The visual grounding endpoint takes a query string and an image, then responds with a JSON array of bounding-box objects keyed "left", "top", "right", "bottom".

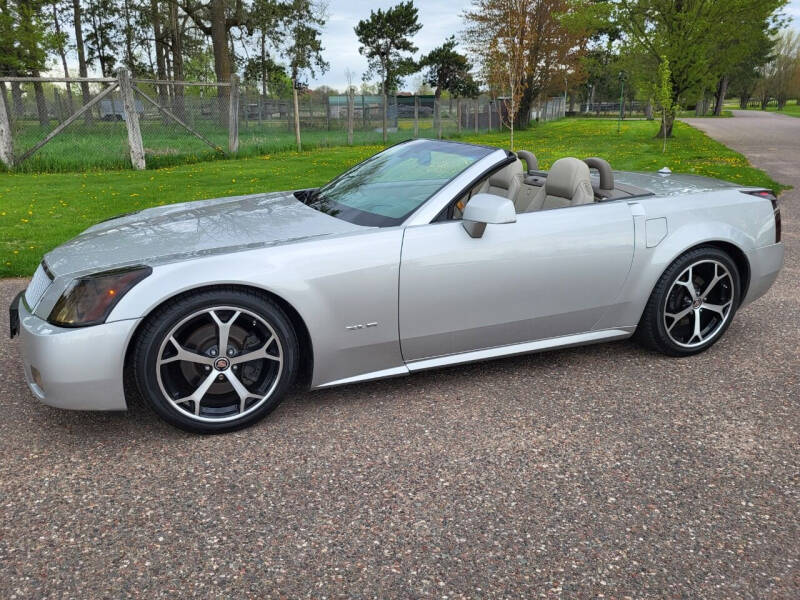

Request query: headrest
[
  {"left": 545, "top": 157, "right": 592, "bottom": 199},
  {"left": 488, "top": 159, "right": 524, "bottom": 189}
]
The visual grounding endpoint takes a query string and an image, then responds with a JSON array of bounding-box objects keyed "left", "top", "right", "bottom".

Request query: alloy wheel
[
  {"left": 155, "top": 306, "right": 284, "bottom": 423},
  {"left": 663, "top": 259, "right": 734, "bottom": 349}
]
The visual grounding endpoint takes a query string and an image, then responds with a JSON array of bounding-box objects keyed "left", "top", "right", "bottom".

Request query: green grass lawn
[
  {"left": 741, "top": 102, "right": 800, "bottom": 118},
  {"left": 0, "top": 118, "right": 782, "bottom": 278}
]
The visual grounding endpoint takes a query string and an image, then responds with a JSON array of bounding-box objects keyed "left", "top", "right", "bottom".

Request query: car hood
[
  {"left": 44, "top": 191, "right": 365, "bottom": 277},
  {"left": 613, "top": 171, "right": 740, "bottom": 196}
]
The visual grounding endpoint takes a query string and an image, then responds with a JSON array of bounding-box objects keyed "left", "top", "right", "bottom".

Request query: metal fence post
[
  {"left": 347, "top": 88, "right": 354, "bottom": 145},
  {"left": 118, "top": 69, "right": 146, "bottom": 170},
  {"left": 228, "top": 75, "right": 239, "bottom": 153},
  {"left": 437, "top": 98, "right": 443, "bottom": 139},
  {"left": 474, "top": 100, "right": 478, "bottom": 133},
  {"left": 413, "top": 95, "right": 419, "bottom": 138}
]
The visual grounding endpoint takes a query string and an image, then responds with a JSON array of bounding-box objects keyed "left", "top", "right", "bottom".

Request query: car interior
[{"left": 446, "top": 151, "right": 653, "bottom": 221}]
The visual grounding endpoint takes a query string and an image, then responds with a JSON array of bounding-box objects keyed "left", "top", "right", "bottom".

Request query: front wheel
[
  {"left": 635, "top": 247, "right": 741, "bottom": 356},
  {"left": 133, "top": 288, "right": 299, "bottom": 433}
]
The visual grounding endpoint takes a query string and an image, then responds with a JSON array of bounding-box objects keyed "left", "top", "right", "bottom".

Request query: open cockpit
[{"left": 448, "top": 150, "right": 654, "bottom": 220}]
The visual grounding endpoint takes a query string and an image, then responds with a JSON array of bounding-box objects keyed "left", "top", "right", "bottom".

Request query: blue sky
[{"left": 310, "top": 0, "right": 800, "bottom": 91}]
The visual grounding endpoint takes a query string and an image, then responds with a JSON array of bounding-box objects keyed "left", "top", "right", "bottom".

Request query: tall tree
[
  {"left": 465, "top": 0, "right": 530, "bottom": 149},
  {"left": 464, "top": 0, "right": 591, "bottom": 129},
  {"left": 50, "top": 0, "right": 74, "bottom": 113},
  {"left": 419, "top": 35, "right": 474, "bottom": 132},
  {"left": 759, "top": 29, "right": 800, "bottom": 109},
  {"left": 15, "top": 0, "right": 53, "bottom": 125},
  {"left": 355, "top": 1, "right": 421, "bottom": 143},
  {"left": 71, "top": 0, "right": 92, "bottom": 122},
  {"left": 85, "top": 0, "right": 120, "bottom": 77},
  {"left": 166, "top": 0, "right": 188, "bottom": 115},
  {"left": 180, "top": 0, "right": 248, "bottom": 122},
  {"left": 280, "top": 0, "right": 328, "bottom": 151},
  {"left": 613, "top": 0, "right": 787, "bottom": 137},
  {"left": 249, "top": 0, "right": 287, "bottom": 97}
]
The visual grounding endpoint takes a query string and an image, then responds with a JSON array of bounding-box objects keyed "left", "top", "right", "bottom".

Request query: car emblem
[{"left": 213, "top": 357, "right": 230, "bottom": 371}]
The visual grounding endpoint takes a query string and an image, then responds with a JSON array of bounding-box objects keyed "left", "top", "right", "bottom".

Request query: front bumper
[{"left": 14, "top": 298, "right": 139, "bottom": 411}]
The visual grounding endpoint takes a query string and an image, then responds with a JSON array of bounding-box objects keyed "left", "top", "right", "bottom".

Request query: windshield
[{"left": 303, "top": 141, "right": 494, "bottom": 226}]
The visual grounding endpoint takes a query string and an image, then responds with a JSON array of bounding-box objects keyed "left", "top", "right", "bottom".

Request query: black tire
[
  {"left": 635, "top": 246, "right": 741, "bottom": 357},
  {"left": 133, "top": 287, "right": 298, "bottom": 433}
]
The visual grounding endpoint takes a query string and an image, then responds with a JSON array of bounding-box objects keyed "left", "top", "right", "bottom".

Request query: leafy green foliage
[
  {"left": 419, "top": 36, "right": 477, "bottom": 99},
  {"left": 612, "top": 0, "right": 787, "bottom": 135},
  {"left": 354, "top": 1, "right": 422, "bottom": 94}
]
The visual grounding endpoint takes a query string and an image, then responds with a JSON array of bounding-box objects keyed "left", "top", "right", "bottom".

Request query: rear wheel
[
  {"left": 133, "top": 288, "right": 298, "bottom": 433},
  {"left": 635, "top": 247, "right": 740, "bottom": 356}
]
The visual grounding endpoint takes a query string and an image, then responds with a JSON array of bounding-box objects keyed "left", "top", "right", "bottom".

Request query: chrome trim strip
[
  {"left": 315, "top": 329, "right": 634, "bottom": 389},
  {"left": 406, "top": 329, "right": 634, "bottom": 372},
  {"left": 315, "top": 366, "right": 410, "bottom": 389}
]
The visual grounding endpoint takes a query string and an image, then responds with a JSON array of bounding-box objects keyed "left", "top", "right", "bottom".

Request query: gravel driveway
[{"left": 1, "top": 111, "right": 798, "bottom": 598}]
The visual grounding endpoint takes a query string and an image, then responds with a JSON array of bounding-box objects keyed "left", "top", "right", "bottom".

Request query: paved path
[{"left": 1, "top": 112, "right": 798, "bottom": 597}]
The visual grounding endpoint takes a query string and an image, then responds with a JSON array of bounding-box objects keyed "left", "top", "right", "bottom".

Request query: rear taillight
[{"left": 743, "top": 190, "right": 781, "bottom": 243}]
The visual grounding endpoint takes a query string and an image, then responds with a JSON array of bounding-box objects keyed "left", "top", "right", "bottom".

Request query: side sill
[
  {"left": 314, "top": 328, "right": 634, "bottom": 389},
  {"left": 406, "top": 328, "right": 634, "bottom": 372},
  {"left": 315, "top": 366, "right": 410, "bottom": 389}
]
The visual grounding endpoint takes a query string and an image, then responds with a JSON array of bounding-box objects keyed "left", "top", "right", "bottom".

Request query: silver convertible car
[{"left": 10, "top": 139, "right": 784, "bottom": 433}]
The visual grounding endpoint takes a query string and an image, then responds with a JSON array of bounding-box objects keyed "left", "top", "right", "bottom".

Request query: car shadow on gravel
[{"left": 15, "top": 337, "right": 643, "bottom": 438}]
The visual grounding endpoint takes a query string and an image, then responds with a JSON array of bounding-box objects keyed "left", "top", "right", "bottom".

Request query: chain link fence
[
  {"left": 0, "top": 74, "right": 567, "bottom": 173},
  {"left": 0, "top": 77, "right": 132, "bottom": 171}
]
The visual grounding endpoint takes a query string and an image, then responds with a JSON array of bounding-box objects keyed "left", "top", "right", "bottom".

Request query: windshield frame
[{"left": 300, "top": 139, "right": 499, "bottom": 227}]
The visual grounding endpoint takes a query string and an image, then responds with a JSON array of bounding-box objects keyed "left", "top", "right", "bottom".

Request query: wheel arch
[
  {"left": 123, "top": 283, "right": 315, "bottom": 394},
  {"left": 698, "top": 240, "right": 751, "bottom": 302}
]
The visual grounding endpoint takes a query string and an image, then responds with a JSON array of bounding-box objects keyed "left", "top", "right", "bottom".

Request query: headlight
[{"left": 48, "top": 266, "right": 152, "bottom": 327}]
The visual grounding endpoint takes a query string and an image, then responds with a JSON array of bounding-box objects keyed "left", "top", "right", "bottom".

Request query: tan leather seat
[
  {"left": 519, "top": 157, "right": 595, "bottom": 212},
  {"left": 479, "top": 159, "right": 524, "bottom": 201}
]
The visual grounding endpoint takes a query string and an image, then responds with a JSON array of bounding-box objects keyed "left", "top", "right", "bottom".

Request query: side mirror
[{"left": 461, "top": 193, "right": 516, "bottom": 238}]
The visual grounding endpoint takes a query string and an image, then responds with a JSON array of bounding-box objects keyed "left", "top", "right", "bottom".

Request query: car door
[{"left": 398, "top": 201, "right": 635, "bottom": 361}]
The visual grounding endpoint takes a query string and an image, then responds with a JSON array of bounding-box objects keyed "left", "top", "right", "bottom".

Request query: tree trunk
[
  {"left": 88, "top": 9, "right": 108, "bottom": 77},
  {"left": 31, "top": 74, "right": 49, "bottom": 126},
  {"left": 644, "top": 100, "right": 653, "bottom": 120},
  {"left": 739, "top": 95, "right": 749, "bottom": 109},
  {"left": 122, "top": 0, "right": 136, "bottom": 73},
  {"left": 51, "top": 1, "right": 74, "bottom": 115},
  {"left": 713, "top": 76, "right": 729, "bottom": 116},
  {"left": 292, "top": 85, "right": 301, "bottom": 151},
  {"left": 72, "top": 0, "right": 92, "bottom": 124},
  {"left": 10, "top": 82, "right": 24, "bottom": 119},
  {"left": 210, "top": 0, "right": 232, "bottom": 127},
  {"left": 656, "top": 110, "right": 676, "bottom": 138},
  {"left": 260, "top": 34, "right": 268, "bottom": 98},
  {"left": 151, "top": 0, "right": 169, "bottom": 112},
  {"left": 516, "top": 76, "right": 536, "bottom": 129},
  {"left": 169, "top": 0, "right": 185, "bottom": 119}
]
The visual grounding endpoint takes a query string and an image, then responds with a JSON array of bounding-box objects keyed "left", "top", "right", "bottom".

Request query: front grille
[{"left": 25, "top": 262, "right": 54, "bottom": 309}]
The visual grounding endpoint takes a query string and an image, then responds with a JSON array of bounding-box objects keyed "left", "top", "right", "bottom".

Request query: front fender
[{"left": 109, "top": 228, "right": 405, "bottom": 388}]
